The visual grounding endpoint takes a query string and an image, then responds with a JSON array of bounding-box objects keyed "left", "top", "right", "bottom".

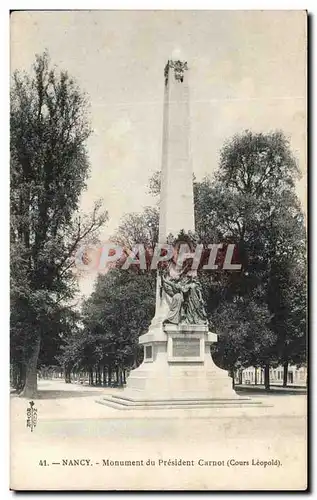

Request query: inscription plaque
[{"left": 172, "top": 338, "right": 200, "bottom": 358}]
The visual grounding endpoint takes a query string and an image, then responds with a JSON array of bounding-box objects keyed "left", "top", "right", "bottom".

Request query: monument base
[
  {"left": 97, "top": 395, "right": 261, "bottom": 410},
  {"left": 98, "top": 323, "right": 261, "bottom": 410}
]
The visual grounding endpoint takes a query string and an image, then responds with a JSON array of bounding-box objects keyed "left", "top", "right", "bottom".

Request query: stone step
[
  {"left": 97, "top": 395, "right": 264, "bottom": 410},
  {"left": 111, "top": 394, "right": 252, "bottom": 404}
]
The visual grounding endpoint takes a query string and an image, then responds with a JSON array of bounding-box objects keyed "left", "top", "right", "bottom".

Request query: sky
[{"left": 10, "top": 10, "right": 307, "bottom": 296}]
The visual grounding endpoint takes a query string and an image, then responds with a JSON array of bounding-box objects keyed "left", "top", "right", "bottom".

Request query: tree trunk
[
  {"left": 103, "top": 365, "right": 107, "bottom": 386},
  {"left": 65, "top": 368, "right": 72, "bottom": 384},
  {"left": 283, "top": 361, "right": 288, "bottom": 387},
  {"left": 11, "top": 363, "right": 19, "bottom": 389},
  {"left": 123, "top": 370, "right": 126, "bottom": 385},
  {"left": 119, "top": 367, "right": 123, "bottom": 386},
  {"left": 17, "top": 361, "right": 26, "bottom": 392},
  {"left": 116, "top": 367, "right": 120, "bottom": 386},
  {"left": 230, "top": 367, "right": 235, "bottom": 388},
  {"left": 108, "top": 366, "right": 112, "bottom": 386},
  {"left": 20, "top": 336, "right": 41, "bottom": 398},
  {"left": 64, "top": 364, "right": 71, "bottom": 383},
  {"left": 97, "top": 365, "right": 102, "bottom": 386},
  {"left": 238, "top": 369, "right": 243, "bottom": 385},
  {"left": 264, "top": 364, "right": 270, "bottom": 391},
  {"left": 89, "top": 367, "right": 93, "bottom": 386},
  {"left": 254, "top": 367, "right": 258, "bottom": 386}
]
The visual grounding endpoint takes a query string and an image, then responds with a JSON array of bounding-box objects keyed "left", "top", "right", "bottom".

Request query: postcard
[{"left": 10, "top": 10, "right": 307, "bottom": 491}]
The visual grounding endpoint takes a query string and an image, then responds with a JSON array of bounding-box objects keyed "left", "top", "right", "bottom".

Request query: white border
[
  {"left": 2, "top": 2, "right": 314, "bottom": 499},
  {"left": 3, "top": 1, "right": 316, "bottom": 10}
]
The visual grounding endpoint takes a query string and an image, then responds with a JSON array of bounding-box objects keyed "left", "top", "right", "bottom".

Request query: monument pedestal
[
  {"left": 99, "top": 322, "right": 260, "bottom": 409},
  {"left": 122, "top": 324, "right": 237, "bottom": 401}
]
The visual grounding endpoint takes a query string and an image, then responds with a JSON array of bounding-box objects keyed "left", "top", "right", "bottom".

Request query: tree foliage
[
  {"left": 10, "top": 51, "right": 107, "bottom": 396},
  {"left": 76, "top": 130, "right": 306, "bottom": 390},
  {"left": 11, "top": 54, "right": 306, "bottom": 395},
  {"left": 195, "top": 131, "right": 306, "bottom": 386},
  {"left": 59, "top": 269, "right": 155, "bottom": 385},
  {"left": 58, "top": 205, "right": 158, "bottom": 385}
]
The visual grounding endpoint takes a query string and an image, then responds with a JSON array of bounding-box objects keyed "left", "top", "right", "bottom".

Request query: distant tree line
[{"left": 57, "top": 130, "right": 306, "bottom": 390}]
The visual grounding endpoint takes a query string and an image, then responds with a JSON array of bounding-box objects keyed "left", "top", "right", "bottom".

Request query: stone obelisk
[
  {"left": 100, "top": 56, "right": 253, "bottom": 408},
  {"left": 159, "top": 57, "right": 194, "bottom": 239},
  {"left": 153, "top": 55, "right": 194, "bottom": 327}
]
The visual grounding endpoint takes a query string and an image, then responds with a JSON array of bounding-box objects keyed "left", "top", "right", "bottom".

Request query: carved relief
[
  {"left": 160, "top": 271, "right": 208, "bottom": 326},
  {"left": 164, "top": 60, "right": 188, "bottom": 85}
]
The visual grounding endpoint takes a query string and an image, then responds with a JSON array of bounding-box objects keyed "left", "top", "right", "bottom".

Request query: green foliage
[
  {"left": 59, "top": 269, "right": 156, "bottom": 375},
  {"left": 11, "top": 53, "right": 306, "bottom": 393},
  {"left": 216, "top": 130, "right": 300, "bottom": 195},
  {"left": 59, "top": 205, "right": 159, "bottom": 377},
  {"left": 195, "top": 130, "right": 306, "bottom": 371},
  {"left": 113, "top": 207, "right": 159, "bottom": 250},
  {"left": 10, "top": 51, "right": 107, "bottom": 395},
  {"left": 212, "top": 293, "right": 275, "bottom": 370},
  {"left": 104, "top": 131, "right": 306, "bottom": 378},
  {"left": 147, "top": 130, "right": 306, "bottom": 374}
]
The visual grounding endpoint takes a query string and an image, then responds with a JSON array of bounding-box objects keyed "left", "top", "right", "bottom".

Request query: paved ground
[{"left": 10, "top": 379, "right": 307, "bottom": 491}]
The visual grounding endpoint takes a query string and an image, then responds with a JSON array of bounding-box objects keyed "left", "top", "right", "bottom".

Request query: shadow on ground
[
  {"left": 10, "top": 388, "right": 111, "bottom": 399},
  {"left": 235, "top": 385, "right": 307, "bottom": 396},
  {"left": 10, "top": 382, "right": 306, "bottom": 399},
  {"left": 37, "top": 389, "right": 110, "bottom": 399}
]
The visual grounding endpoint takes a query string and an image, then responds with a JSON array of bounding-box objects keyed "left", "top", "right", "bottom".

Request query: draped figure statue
[
  {"left": 161, "top": 272, "right": 208, "bottom": 326},
  {"left": 181, "top": 276, "right": 208, "bottom": 325},
  {"left": 161, "top": 274, "right": 184, "bottom": 325}
]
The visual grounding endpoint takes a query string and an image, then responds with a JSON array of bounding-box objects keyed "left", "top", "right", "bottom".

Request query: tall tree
[
  {"left": 143, "top": 133, "right": 306, "bottom": 387},
  {"left": 58, "top": 206, "right": 159, "bottom": 385},
  {"left": 113, "top": 206, "right": 159, "bottom": 251},
  {"left": 10, "top": 51, "right": 107, "bottom": 397},
  {"left": 195, "top": 130, "right": 306, "bottom": 386},
  {"left": 79, "top": 269, "right": 155, "bottom": 384}
]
